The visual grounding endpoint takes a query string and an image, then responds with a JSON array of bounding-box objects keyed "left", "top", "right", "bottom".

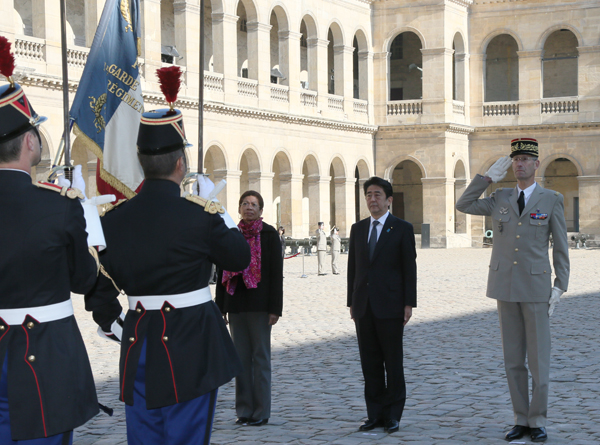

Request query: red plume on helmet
[
  {"left": 156, "top": 66, "right": 182, "bottom": 112},
  {"left": 0, "top": 36, "right": 16, "bottom": 87}
]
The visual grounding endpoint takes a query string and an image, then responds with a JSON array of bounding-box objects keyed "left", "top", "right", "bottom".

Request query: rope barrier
[{"left": 284, "top": 252, "right": 301, "bottom": 260}]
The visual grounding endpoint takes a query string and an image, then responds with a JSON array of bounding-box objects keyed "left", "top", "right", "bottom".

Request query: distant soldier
[
  {"left": 331, "top": 227, "right": 341, "bottom": 275},
  {"left": 0, "top": 39, "right": 100, "bottom": 444},
  {"left": 316, "top": 222, "right": 327, "bottom": 275},
  {"left": 85, "top": 68, "right": 251, "bottom": 445}
]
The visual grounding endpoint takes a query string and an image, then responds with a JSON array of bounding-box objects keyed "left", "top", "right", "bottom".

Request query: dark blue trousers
[
  {"left": 125, "top": 339, "right": 218, "bottom": 445},
  {"left": 0, "top": 354, "right": 72, "bottom": 445}
]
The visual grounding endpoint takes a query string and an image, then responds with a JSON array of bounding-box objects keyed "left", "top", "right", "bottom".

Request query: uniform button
[
  {"left": 162, "top": 336, "right": 169, "bottom": 342},
  {"left": 538, "top": 222, "right": 541, "bottom": 225},
  {"left": 518, "top": 222, "right": 522, "bottom": 226},
  {"left": 164, "top": 307, "right": 171, "bottom": 312},
  {"left": 544, "top": 270, "right": 547, "bottom": 273},
  {"left": 136, "top": 308, "right": 142, "bottom": 313},
  {"left": 27, "top": 322, "right": 34, "bottom": 329},
  {"left": 516, "top": 235, "right": 520, "bottom": 239},
  {"left": 28, "top": 355, "right": 35, "bottom": 362},
  {"left": 514, "top": 261, "right": 518, "bottom": 265},
  {"left": 129, "top": 337, "right": 135, "bottom": 343},
  {"left": 515, "top": 248, "right": 519, "bottom": 252},
  {"left": 0, "top": 326, "right": 4, "bottom": 331}
]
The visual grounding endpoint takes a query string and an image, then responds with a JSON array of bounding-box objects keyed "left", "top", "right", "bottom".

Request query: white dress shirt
[{"left": 367, "top": 211, "right": 390, "bottom": 243}]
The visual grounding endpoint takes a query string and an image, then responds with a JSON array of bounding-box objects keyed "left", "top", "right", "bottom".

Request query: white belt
[
  {"left": 127, "top": 287, "right": 212, "bottom": 311},
  {"left": 0, "top": 300, "right": 74, "bottom": 326}
]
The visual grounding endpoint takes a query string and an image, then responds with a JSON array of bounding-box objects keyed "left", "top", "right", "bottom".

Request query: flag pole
[
  {"left": 197, "top": 0, "right": 205, "bottom": 173},
  {"left": 59, "top": 0, "right": 73, "bottom": 179}
]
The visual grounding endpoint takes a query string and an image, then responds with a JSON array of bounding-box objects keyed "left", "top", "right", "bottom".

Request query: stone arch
[
  {"left": 480, "top": 29, "right": 524, "bottom": 54},
  {"left": 66, "top": 0, "right": 85, "bottom": 46},
  {"left": 384, "top": 154, "right": 427, "bottom": 181},
  {"left": 14, "top": 0, "right": 33, "bottom": 36},
  {"left": 453, "top": 31, "right": 466, "bottom": 102},
  {"left": 300, "top": 13, "right": 318, "bottom": 91},
  {"left": 203, "top": 144, "right": 228, "bottom": 201},
  {"left": 239, "top": 146, "right": 261, "bottom": 194},
  {"left": 353, "top": 28, "right": 369, "bottom": 100},
  {"left": 542, "top": 157, "right": 580, "bottom": 231},
  {"left": 327, "top": 21, "right": 345, "bottom": 96},
  {"left": 329, "top": 156, "right": 347, "bottom": 232},
  {"left": 272, "top": 150, "right": 293, "bottom": 234},
  {"left": 269, "top": 4, "right": 290, "bottom": 86},
  {"left": 542, "top": 29, "right": 579, "bottom": 98},
  {"left": 388, "top": 30, "right": 423, "bottom": 101},
  {"left": 485, "top": 33, "right": 520, "bottom": 102},
  {"left": 383, "top": 27, "right": 426, "bottom": 54},
  {"left": 538, "top": 153, "right": 583, "bottom": 177},
  {"left": 390, "top": 159, "right": 424, "bottom": 233},
  {"left": 234, "top": 0, "right": 258, "bottom": 22},
  {"left": 536, "top": 24, "right": 583, "bottom": 49},
  {"left": 302, "top": 153, "right": 321, "bottom": 236},
  {"left": 208, "top": 0, "right": 223, "bottom": 14}
]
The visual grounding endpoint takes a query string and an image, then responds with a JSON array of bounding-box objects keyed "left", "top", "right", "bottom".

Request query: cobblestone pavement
[{"left": 71, "top": 247, "right": 600, "bottom": 444}]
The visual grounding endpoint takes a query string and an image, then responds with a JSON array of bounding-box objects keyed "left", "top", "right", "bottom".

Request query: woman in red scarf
[{"left": 215, "top": 191, "right": 283, "bottom": 426}]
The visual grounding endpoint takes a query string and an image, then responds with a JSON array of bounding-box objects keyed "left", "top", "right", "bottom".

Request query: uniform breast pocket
[
  {"left": 529, "top": 217, "right": 549, "bottom": 240},
  {"left": 492, "top": 214, "right": 510, "bottom": 236}
]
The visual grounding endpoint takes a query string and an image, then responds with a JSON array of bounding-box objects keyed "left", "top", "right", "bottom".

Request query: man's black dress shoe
[
  {"left": 384, "top": 419, "right": 399, "bottom": 433},
  {"left": 530, "top": 427, "right": 548, "bottom": 442},
  {"left": 235, "top": 417, "right": 249, "bottom": 425},
  {"left": 505, "top": 425, "right": 530, "bottom": 441},
  {"left": 358, "top": 419, "right": 382, "bottom": 431},
  {"left": 247, "top": 418, "right": 268, "bottom": 426}
]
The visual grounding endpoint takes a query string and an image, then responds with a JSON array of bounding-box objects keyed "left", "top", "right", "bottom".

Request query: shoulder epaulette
[
  {"left": 185, "top": 195, "right": 225, "bottom": 215},
  {"left": 100, "top": 199, "right": 127, "bottom": 217},
  {"left": 35, "top": 181, "right": 85, "bottom": 200}
]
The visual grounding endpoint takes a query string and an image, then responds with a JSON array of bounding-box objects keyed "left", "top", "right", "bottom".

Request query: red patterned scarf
[{"left": 222, "top": 218, "right": 263, "bottom": 295}]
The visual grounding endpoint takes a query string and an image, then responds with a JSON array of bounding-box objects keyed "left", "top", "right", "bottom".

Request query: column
[
  {"left": 212, "top": 13, "right": 238, "bottom": 99},
  {"left": 283, "top": 30, "right": 302, "bottom": 111},
  {"left": 576, "top": 46, "right": 600, "bottom": 121},
  {"left": 308, "top": 38, "right": 329, "bottom": 110},
  {"left": 318, "top": 176, "right": 331, "bottom": 236},
  {"left": 85, "top": 0, "right": 106, "bottom": 47},
  {"left": 421, "top": 47, "right": 453, "bottom": 123},
  {"left": 342, "top": 178, "right": 356, "bottom": 237},
  {"left": 373, "top": 51, "right": 389, "bottom": 122},
  {"left": 516, "top": 50, "right": 543, "bottom": 124},
  {"left": 577, "top": 176, "right": 600, "bottom": 235},
  {"left": 257, "top": 172, "right": 274, "bottom": 227},
  {"left": 358, "top": 178, "right": 369, "bottom": 220},
  {"left": 174, "top": 0, "right": 200, "bottom": 96},
  {"left": 212, "top": 169, "right": 241, "bottom": 212},
  {"left": 454, "top": 178, "right": 468, "bottom": 234},
  {"left": 421, "top": 177, "right": 455, "bottom": 248},
  {"left": 338, "top": 45, "right": 354, "bottom": 115},
  {"left": 0, "top": 0, "right": 14, "bottom": 35},
  {"left": 469, "top": 53, "right": 485, "bottom": 126},
  {"left": 290, "top": 174, "right": 304, "bottom": 238},
  {"left": 247, "top": 21, "right": 271, "bottom": 104},
  {"left": 32, "top": 0, "right": 60, "bottom": 75},
  {"left": 140, "top": 0, "right": 162, "bottom": 90}
]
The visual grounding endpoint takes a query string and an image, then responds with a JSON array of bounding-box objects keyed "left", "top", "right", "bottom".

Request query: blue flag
[{"left": 70, "top": 0, "right": 144, "bottom": 199}]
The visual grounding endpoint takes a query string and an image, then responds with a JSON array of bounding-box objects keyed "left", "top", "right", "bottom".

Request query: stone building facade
[{"left": 3, "top": 0, "right": 599, "bottom": 246}]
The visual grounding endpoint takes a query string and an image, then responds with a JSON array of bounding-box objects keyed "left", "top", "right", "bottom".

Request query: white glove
[
  {"left": 548, "top": 287, "right": 564, "bottom": 317},
  {"left": 194, "top": 174, "right": 215, "bottom": 199},
  {"left": 57, "top": 165, "right": 87, "bottom": 199},
  {"left": 97, "top": 312, "right": 125, "bottom": 343},
  {"left": 485, "top": 156, "right": 512, "bottom": 183},
  {"left": 81, "top": 194, "right": 116, "bottom": 251}
]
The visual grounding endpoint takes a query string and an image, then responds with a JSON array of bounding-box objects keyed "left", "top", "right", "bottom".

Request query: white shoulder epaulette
[
  {"left": 100, "top": 199, "right": 127, "bottom": 217},
  {"left": 35, "top": 181, "right": 85, "bottom": 200},
  {"left": 185, "top": 195, "right": 225, "bottom": 214}
]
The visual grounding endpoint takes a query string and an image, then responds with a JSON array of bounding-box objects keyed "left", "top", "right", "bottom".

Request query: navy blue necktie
[
  {"left": 369, "top": 221, "right": 379, "bottom": 260},
  {"left": 518, "top": 191, "right": 525, "bottom": 215}
]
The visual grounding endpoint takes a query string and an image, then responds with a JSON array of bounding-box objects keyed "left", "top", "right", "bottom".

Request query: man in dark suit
[
  {"left": 0, "top": 66, "right": 100, "bottom": 442},
  {"left": 347, "top": 176, "right": 417, "bottom": 434}
]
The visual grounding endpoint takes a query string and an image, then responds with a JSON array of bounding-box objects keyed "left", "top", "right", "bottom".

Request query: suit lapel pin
[{"left": 387, "top": 227, "right": 393, "bottom": 232}]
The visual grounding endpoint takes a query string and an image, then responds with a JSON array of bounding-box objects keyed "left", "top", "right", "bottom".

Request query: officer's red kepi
[
  {"left": 137, "top": 66, "right": 193, "bottom": 156},
  {"left": 0, "top": 36, "right": 47, "bottom": 144}
]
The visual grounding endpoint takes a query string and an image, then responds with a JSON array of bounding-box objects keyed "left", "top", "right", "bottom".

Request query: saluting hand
[{"left": 485, "top": 156, "right": 512, "bottom": 183}]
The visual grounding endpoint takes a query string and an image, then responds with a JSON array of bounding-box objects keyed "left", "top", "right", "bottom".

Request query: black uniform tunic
[
  {"left": 0, "top": 170, "right": 99, "bottom": 441},
  {"left": 85, "top": 179, "right": 250, "bottom": 409}
]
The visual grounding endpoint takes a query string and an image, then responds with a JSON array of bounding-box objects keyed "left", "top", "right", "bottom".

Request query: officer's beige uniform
[
  {"left": 456, "top": 175, "right": 569, "bottom": 428},
  {"left": 331, "top": 233, "right": 341, "bottom": 274},
  {"left": 316, "top": 228, "right": 327, "bottom": 275}
]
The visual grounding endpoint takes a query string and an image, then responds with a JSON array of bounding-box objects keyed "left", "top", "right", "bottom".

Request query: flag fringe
[{"left": 73, "top": 123, "right": 138, "bottom": 199}]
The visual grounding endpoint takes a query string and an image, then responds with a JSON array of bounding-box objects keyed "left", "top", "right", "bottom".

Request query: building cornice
[
  {"left": 378, "top": 123, "right": 475, "bottom": 135},
  {"left": 473, "top": 122, "right": 600, "bottom": 133}
]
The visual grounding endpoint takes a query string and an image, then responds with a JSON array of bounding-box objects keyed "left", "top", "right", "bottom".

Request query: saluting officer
[
  {"left": 85, "top": 75, "right": 251, "bottom": 445},
  {"left": 0, "top": 40, "right": 100, "bottom": 444},
  {"left": 316, "top": 222, "right": 327, "bottom": 275},
  {"left": 456, "top": 138, "right": 569, "bottom": 443}
]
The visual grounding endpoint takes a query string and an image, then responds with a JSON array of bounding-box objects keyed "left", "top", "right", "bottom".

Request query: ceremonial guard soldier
[
  {"left": 85, "top": 67, "right": 251, "bottom": 444},
  {"left": 0, "top": 38, "right": 100, "bottom": 444},
  {"left": 316, "top": 222, "right": 327, "bottom": 275}
]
